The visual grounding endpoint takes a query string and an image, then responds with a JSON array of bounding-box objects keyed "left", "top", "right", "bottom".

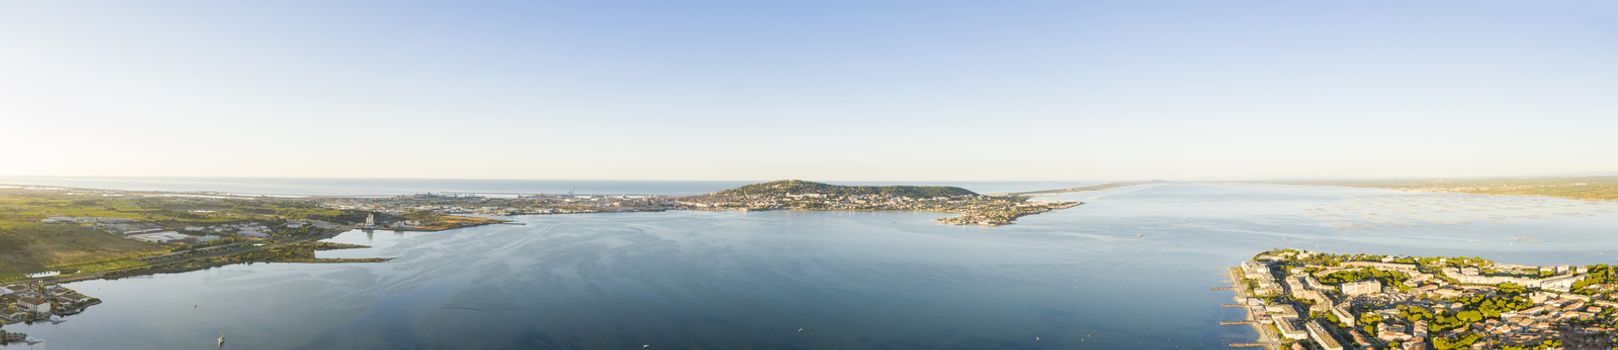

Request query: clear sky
[{"left": 3, "top": 1, "right": 1615, "bottom": 181}]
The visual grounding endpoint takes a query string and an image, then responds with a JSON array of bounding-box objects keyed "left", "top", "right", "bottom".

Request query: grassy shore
[
  {"left": 0, "top": 186, "right": 519, "bottom": 283},
  {"left": 0, "top": 188, "right": 363, "bottom": 280},
  {"left": 0, "top": 188, "right": 170, "bottom": 278}
]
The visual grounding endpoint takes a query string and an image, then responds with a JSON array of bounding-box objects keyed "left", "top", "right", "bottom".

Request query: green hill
[{"left": 715, "top": 180, "right": 979, "bottom": 198}]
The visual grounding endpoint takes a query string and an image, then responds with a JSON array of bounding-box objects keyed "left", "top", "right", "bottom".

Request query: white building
[
  {"left": 1241, "top": 260, "right": 1271, "bottom": 279},
  {"left": 1441, "top": 267, "right": 1582, "bottom": 292},
  {"left": 1276, "top": 319, "right": 1308, "bottom": 340},
  {"left": 18, "top": 296, "right": 51, "bottom": 314},
  {"left": 1267, "top": 304, "right": 1300, "bottom": 319},
  {"left": 1308, "top": 321, "right": 1345, "bottom": 350},
  {"left": 1332, "top": 305, "right": 1356, "bottom": 327},
  {"left": 128, "top": 231, "right": 190, "bottom": 243},
  {"left": 1541, "top": 275, "right": 1582, "bottom": 292},
  {"left": 1341, "top": 280, "right": 1382, "bottom": 296}
]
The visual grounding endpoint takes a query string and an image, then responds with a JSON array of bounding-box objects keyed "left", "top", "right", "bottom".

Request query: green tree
[
  {"left": 1457, "top": 310, "right": 1483, "bottom": 323},
  {"left": 1497, "top": 282, "right": 1526, "bottom": 295},
  {"left": 1432, "top": 333, "right": 1481, "bottom": 350}
]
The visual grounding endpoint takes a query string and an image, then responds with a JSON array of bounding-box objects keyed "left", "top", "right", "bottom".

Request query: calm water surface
[{"left": 6, "top": 184, "right": 1618, "bottom": 349}]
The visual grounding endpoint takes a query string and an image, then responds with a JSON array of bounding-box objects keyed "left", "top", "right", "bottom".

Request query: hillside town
[
  {"left": 678, "top": 188, "right": 1079, "bottom": 226},
  {"left": 323, "top": 180, "right": 1085, "bottom": 227},
  {"left": 662, "top": 180, "right": 1080, "bottom": 226},
  {"left": 1230, "top": 249, "right": 1618, "bottom": 350}
]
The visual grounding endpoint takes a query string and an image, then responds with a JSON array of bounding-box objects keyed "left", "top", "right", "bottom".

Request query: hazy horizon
[
  {"left": 5, "top": 172, "right": 1618, "bottom": 185},
  {"left": 5, "top": 1, "right": 1616, "bottom": 181}
]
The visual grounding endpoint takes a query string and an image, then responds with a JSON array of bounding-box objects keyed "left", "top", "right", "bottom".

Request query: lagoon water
[{"left": 7, "top": 183, "right": 1618, "bottom": 349}]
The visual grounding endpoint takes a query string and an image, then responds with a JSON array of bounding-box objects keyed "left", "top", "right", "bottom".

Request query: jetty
[{"left": 1218, "top": 267, "right": 1279, "bottom": 350}]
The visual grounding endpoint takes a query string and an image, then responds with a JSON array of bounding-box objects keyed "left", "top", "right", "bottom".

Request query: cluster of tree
[
  {"left": 1359, "top": 313, "right": 1385, "bottom": 334},
  {"left": 1279, "top": 252, "right": 1344, "bottom": 267},
  {"left": 1496, "top": 282, "right": 1528, "bottom": 295},
  {"left": 1573, "top": 264, "right": 1616, "bottom": 295},
  {"left": 1318, "top": 267, "right": 1409, "bottom": 287},
  {"left": 1500, "top": 339, "right": 1561, "bottom": 350},
  {"left": 1422, "top": 293, "right": 1531, "bottom": 332},
  {"left": 1430, "top": 309, "right": 1484, "bottom": 332},
  {"left": 1312, "top": 310, "right": 1340, "bottom": 324},
  {"left": 1399, "top": 305, "right": 1434, "bottom": 322},
  {"left": 1462, "top": 293, "right": 1533, "bottom": 319},
  {"left": 1417, "top": 256, "right": 1494, "bottom": 269},
  {"left": 1340, "top": 253, "right": 1418, "bottom": 265},
  {"left": 1431, "top": 333, "right": 1481, "bottom": 350}
]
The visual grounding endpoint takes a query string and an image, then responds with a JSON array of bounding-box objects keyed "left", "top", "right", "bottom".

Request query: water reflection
[{"left": 6, "top": 184, "right": 1618, "bottom": 349}]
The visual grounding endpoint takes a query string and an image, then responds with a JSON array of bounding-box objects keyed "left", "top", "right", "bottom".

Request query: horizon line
[{"left": 4, "top": 173, "right": 1617, "bottom": 184}]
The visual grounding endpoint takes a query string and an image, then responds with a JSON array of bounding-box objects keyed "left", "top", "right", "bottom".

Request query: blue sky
[{"left": 2, "top": 0, "right": 1615, "bottom": 181}]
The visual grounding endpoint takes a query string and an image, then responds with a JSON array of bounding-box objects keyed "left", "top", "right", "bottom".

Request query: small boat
[{"left": 218, "top": 334, "right": 225, "bottom": 348}]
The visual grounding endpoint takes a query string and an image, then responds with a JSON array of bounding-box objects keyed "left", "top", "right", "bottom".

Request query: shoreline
[
  {"left": 0, "top": 230, "right": 417, "bottom": 344},
  {"left": 1226, "top": 267, "right": 1281, "bottom": 350}
]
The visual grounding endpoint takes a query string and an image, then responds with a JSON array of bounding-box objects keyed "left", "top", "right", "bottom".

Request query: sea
[{"left": 4, "top": 179, "right": 1618, "bottom": 349}]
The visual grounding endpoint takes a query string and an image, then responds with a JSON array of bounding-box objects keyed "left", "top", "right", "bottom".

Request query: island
[
  {"left": 677, "top": 180, "right": 1082, "bottom": 226},
  {"left": 1227, "top": 249, "right": 1618, "bottom": 350},
  {"left": 323, "top": 180, "right": 1085, "bottom": 227}
]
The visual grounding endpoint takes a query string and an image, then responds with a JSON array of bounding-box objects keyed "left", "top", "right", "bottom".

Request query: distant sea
[{"left": 0, "top": 176, "right": 1097, "bottom": 196}]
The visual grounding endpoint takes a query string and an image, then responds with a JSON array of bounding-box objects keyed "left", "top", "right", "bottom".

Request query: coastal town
[
  {"left": 0, "top": 283, "right": 98, "bottom": 345},
  {"left": 675, "top": 180, "right": 1081, "bottom": 226},
  {"left": 1229, "top": 249, "right": 1617, "bottom": 350},
  {"left": 323, "top": 180, "right": 1083, "bottom": 227}
]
